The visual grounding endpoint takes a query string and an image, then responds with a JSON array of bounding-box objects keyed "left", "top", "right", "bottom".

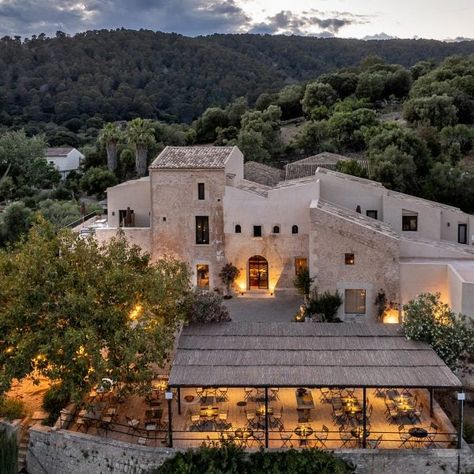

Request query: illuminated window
[
  {"left": 345, "top": 253, "right": 355, "bottom": 265},
  {"left": 195, "top": 216, "right": 209, "bottom": 244},
  {"left": 295, "top": 258, "right": 308, "bottom": 275},
  {"left": 344, "top": 289, "right": 366, "bottom": 314},
  {"left": 196, "top": 264, "right": 209, "bottom": 289}
]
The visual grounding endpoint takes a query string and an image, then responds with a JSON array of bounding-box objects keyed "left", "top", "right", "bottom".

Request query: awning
[{"left": 169, "top": 322, "right": 461, "bottom": 389}]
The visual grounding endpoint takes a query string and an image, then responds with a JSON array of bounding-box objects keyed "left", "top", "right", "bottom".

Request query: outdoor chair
[
  {"left": 375, "top": 388, "right": 386, "bottom": 398},
  {"left": 402, "top": 388, "right": 413, "bottom": 398},
  {"left": 279, "top": 426, "right": 293, "bottom": 448},
  {"left": 367, "top": 434, "right": 383, "bottom": 449},
  {"left": 314, "top": 424, "right": 329, "bottom": 448},
  {"left": 319, "top": 387, "right": 331, "bottom": 403},
  {"left": 332, "top": 407, "right": 347, "bottom": 427},
  {"left": 190, "top": 413, "right": 202, "bottom": 431},
  {"left": 339, "top": 430, "right": 355, "bottom": 448},
  {"left": 426, "top": 422, "right": 438, "bottom": 448},
  {"left": 271, "top": 406, "right": 283, "bottom": 428},
  {"left": 270, "top": 388, "right": 280, "bottom": 401},
  {"left": 410, "top": 403, "right": 423, "bottom": 424},
  {"left": 244, "top": 387, "right": 254, "bottom": 401},
  {"left": 252, "top": 431, "right": 264, "bottom": 447},
  {"left": 218, "top": 387, "right": 229, "bottom": 401},
  {"left": 398, "top": 424, "right": 411, "bottom": 448}
]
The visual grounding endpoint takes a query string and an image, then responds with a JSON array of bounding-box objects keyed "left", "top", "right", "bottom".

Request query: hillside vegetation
[
  {"left": 0, "top": 29, "right": 473, "bottom": 134},
  {"left": 0, "top": 32, "right": 473, "bottom": 245}
]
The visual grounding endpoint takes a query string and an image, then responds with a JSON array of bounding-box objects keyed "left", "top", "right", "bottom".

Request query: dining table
[
  {"left": 256, "top": 405, "right": 273, "bottom": 417},
  {"left": 294, "top": 425, "right": 314, "bottom": 446},
  {"left": 200, "top": 406, "right": 219, "bottom": 419},
  {"left": 394, "top": 395, "right": 415, "bottom": 415},
  {"left": 342, "top": 397, "right": 362, "bottom": 415},
  {"left": 235, "top": 428, "right": 253, "bottom": 447}
]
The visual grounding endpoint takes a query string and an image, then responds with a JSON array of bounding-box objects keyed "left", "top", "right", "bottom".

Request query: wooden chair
[
  {"left": 279, "top": 426, "right": 293, "bottom": 448},
  {"left": 398, "top": 425, "right": 411, "bottom": 448},
  {"left": 319, "top": 387, "right": 331, "bottom": 403},
  {"left": 218, "top": 387, "right": 229, "bottom": 401},
  {"left": 410, "top": 403, "right": 423, "bottom": 424},
  {"left": 244, "top": 387, "right": 254, "bottom": 401},
  {"left": 270, "top": 388, "right": 280, "bottom": 401},
  {"left": 367, "top": 434, "right": 383, "bottom": 449},
  {"left": 315, "top": 424, "right": 329, "bottom": 448},
  {"left": 339, "top": 429, "right": 355, "bottom": 448},
  {"left": 426, "top": 422, "right": 438, "bottom": 448},
  {"left": 272, "top": 406, "right": 283, "bottom": 428}
]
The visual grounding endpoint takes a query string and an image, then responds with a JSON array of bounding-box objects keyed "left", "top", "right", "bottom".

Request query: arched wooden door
[{"left": 248, "top": 255, "right": 268, "bottom": 289}]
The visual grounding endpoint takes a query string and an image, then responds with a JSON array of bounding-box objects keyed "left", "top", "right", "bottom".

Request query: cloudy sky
[{"left": 0, "top": 0, "right": 472, "bottom": 40}]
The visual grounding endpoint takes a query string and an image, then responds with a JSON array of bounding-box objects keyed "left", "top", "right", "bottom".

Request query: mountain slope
[{"left": 0, "top": 29, "right": 472, "bottom": 125}]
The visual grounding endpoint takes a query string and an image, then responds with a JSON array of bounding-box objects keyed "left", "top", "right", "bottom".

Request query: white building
[
  {"left": 95, "top": 146, "right": 474, "bottom": 321},
  {"left": 45, "top": 147, "right": 84, "bottom": 179}
]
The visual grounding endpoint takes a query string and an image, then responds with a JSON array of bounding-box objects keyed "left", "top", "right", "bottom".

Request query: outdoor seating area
[
  {"left": 64, "top": 322, "right": 463, "bottom": 452},
  {"left": 169, "top": 386, "right": 455, "bottom": 449},
  {"left": 67, "top": 376, "right": 170, "bottom": 447}
]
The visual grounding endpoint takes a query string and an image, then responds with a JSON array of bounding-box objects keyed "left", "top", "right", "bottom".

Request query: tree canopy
[{"left": 0, "top": 219, "right": 191, "bottom": 399}]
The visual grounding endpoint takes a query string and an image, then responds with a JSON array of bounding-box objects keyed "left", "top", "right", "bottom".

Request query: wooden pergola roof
[{"left": 169, "top": 322, "right": 461, "bottom": 389}]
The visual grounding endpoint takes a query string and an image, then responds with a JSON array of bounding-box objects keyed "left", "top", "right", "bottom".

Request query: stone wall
[
  {"left": 310, "top": 205, "right": 400, "bottom": 321},
  {"left": 94, "top": 228, "right": 151, "bottom": 255},
  {"left": 27, "top": 425, "right": 176, "bottom": 474},
  {"left": 26, "top": 426, "right": 473, "bottom": 474}
]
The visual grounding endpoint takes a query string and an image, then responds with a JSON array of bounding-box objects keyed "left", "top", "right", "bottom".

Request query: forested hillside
[
  {"left": 0, "top": 30, "right": 473, "bottom": 246},
  {"left": 0, "top": 29, "right": 473, "bottom": 133}
]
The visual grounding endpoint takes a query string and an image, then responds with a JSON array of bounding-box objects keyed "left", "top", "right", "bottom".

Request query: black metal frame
[{"left": 167, "top": 384, "right": 463, "bottom": 450}]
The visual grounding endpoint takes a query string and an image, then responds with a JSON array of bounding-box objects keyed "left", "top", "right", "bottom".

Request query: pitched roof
[
  {"left": 244, "top": 161, "right": 284, "bottom": 187},
  {"left": 150, "top": 146, "right": 235, "bottom": 170},
  {"left": 45, "top": 147, "right": 75, "bottom": 157},
  {"left": 169, "top": 322, "right": 461, "bottom": 388}
]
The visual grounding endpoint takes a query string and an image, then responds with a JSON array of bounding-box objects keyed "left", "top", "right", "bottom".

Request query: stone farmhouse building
[{"left": 95, "top": 146, "right": 474, "bottom": 321}]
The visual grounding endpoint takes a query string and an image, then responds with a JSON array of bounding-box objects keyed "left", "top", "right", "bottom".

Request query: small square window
[
  {"left": 253, "top": 225, "right": 262, "bottom": 237},
  {"left": 345, "top": 253, "right": 355, "bottom": 265},
  {"left": 402, "top": 215, "right": 418, "bottom": 231},
  {"left": 366, "top": 210, "right": 378, "bottom": 220}
]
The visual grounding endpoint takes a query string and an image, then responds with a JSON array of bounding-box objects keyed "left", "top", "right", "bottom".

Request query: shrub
[
  {"left": 219, "top": 263, "right": 240, "bottom": 298},
  {"left": 403, "top": 293, "right": 474, "bottom": 369},
  {"left": 153, "top": 446, "right": 355, "bottom": 473},
  {"left": 463, "top": 421, "right": 474, "bottom": 444},
  {"left": 308, "top": 289, "right": 343, "bottom": 322},
  {"left": 42, "top": 384, "right": 71, "bottom": 426},
  {"left": 293, "top": 268, "right": 313, "bottom": 297},
  {"left": 0, "top": 428, "right": 17, "bottom": 474},
  {"left": 186, "top": 289, "right": 231, "bottom": 324},
  {"left": 0, "top": 397, "right": 25, "bottom": 421}
]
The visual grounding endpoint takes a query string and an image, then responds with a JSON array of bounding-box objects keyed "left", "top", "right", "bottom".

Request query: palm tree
[
  {"left": 126, "top": 119, "right": 156, "bottom": 177},
  {"left": 99, "top": 122, "right": 121, "bottom": 172}
]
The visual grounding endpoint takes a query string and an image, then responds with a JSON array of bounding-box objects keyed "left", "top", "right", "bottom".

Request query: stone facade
[
  {"left": 310, "top": 203, "right": 400, "bottom": 321},
  {"left": 99, "top": 146, "right": 474, "bottom": 320},
  {"left": 150, "top": 168, "right": 226, "bottom": 290}
]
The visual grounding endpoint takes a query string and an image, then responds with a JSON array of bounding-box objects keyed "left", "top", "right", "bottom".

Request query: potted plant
[{"left": 219, "top": 263, "right": 240, "bottom": 299}]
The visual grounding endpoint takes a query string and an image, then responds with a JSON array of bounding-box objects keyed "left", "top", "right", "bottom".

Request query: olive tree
[{"left": 0, "top": 219, "right": 191, "bottom": 399}]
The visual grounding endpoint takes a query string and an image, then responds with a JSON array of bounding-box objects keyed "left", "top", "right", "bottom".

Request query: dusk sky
[{"left": 0, "top": 0, "right": 472, "bottom": 40}]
